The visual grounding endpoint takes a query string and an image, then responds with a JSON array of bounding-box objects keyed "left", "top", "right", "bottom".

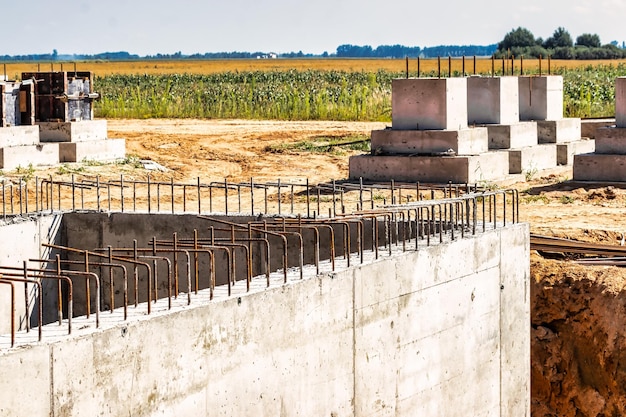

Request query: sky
[{"left": 4, "top": 0, "right": 626, "bottom": 56}]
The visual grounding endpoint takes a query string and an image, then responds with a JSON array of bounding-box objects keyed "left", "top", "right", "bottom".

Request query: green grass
[
  {"left": 265, "top": 135, "right": 370, "bottom": 154},
  {"left": 93, "top": 64, "right": 626, "bottom": 121}
]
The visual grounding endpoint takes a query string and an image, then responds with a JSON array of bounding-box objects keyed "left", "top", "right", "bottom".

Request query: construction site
[{"left": 1, "top": 70, "right": 626, "bottom": 416}]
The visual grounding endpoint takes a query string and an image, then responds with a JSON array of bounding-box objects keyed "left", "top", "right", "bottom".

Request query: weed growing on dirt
[
  {"left": 14, "top": 164, "right": 35, "bottom": 181},
  {"left": 265, "top": 135, "right": 370, "bottom": 154}
]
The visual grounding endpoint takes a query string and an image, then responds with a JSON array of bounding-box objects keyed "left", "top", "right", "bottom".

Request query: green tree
[
  {"left": 498, "top": 27, "right": 538, "bottom": 50},
  {"left": 543, "top": 27, "right": 573, "bottom": 48},
  {"left": 576, "top": 33, "right": 601, "bottom": 48}
]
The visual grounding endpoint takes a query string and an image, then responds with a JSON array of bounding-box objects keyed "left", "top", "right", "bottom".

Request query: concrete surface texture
[
  {"left": 616, "top": 77, "right": 626, "bottom": 128},
  {"left": 349, "top": 151, "right": 510, "bottom": 183},
  {"left": 508, "top": 144, "right": 557, "bottom": 174},
  {"left": 370, "top": 127, "right": 488, "bottom": 156},
  {"left": 537, "top": 119, "right": 582, "bottom": 143},
  {"left": 573, "top": 153, "right": 626, "bottom": 181},
  {"left": 38, "top": 120, "right": 108, "bottom": 142},
  {"left": 0, "top": 126, "right": 40, "bottom": 147},
  {"left": 392, "top": 78, "right": 468, "bottom": 130},
  {"left": 486, "top": 122, "right": 538, "bottom": 149},
  {"left": 557, "top": 139, "right": 595, "bottom": 165},
  {"left": 0, "top": 212, "right": 530, "bottom": 417},
  {"left": 60, "top": 138, "right": 126, "bottom": 162},
  {"left": 0, "top": 143, "right": 60, "bottom": 170},
  {"left": 467, "top": 76, "right": 519, "bottom": 125},
  {"left": 518, "top": 76, "right": 563, "bottom": 121}
]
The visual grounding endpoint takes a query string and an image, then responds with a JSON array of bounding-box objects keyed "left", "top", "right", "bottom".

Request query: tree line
[{"left": 495, "top": 27, "right": 625, "bottom": 59}]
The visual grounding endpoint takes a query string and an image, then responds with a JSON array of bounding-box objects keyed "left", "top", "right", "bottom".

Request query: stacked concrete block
[
  {"left": 518, "top": 75, "right": 591, "bottom": 165},
  {"left": 0, "top": 71, "right": 125, "bottom": 169},
  {"left": 350, "top": 77, "right": 509, "bottom": 184},
  {"left": 38, "top": 120, "right": 125, "bottom": 163},
  {"left": 0, "top": 125, "right": 59, "bottom": 170},
  {"left": 466, "top": 76, "right": 551, "bottom": 174},
  {"left": 574, "top": 77, "right": 626, "bottom": 181}
]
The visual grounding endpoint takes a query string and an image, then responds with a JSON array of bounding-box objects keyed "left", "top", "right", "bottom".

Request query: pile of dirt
[{"left": 531, "top": 253, "right": 626, "bottom": 416}]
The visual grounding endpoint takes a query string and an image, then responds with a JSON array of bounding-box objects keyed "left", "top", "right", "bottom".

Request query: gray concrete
[
  {"left": 467, "top": 76, "right": 519, "bottom": 125},
  {"left": 0, "top": 143, "right": 59, "bottom": 170},
  {"left": 0, "top": 215, "right": 63, "bottom": 333},
  {"left": 508, "top": 144, "right": 557, "bottom": 174},
  {"left": 518, "top": 76, "right": 563, "bottom": 121},
  {"left": 0, "top": 126, "right": 40, "bottom": 147},
  {"left": 349, "top": 152, "right": 510, "bottom": 184},
  {"left": 392, "top": 78, "right": 467, "bottom": 130},
  {"left": 557, "top": 139, "right": 596, "bottom": 165},
  {"left": 370, "top": 127, "right": 488, "bottom": 156},
  {"left": 486, "top": 122, "right": 538, "bottom": 149},
  {"left": 592, "top": 126, "right": 626, "bottom": 154},
  {"left": 581, "top": 118, "right": 614, "bottom": 139},
  {"left": 0, "top": 216, "right": 530, "bottom": 417},
  {"left": 616, "top": 77, "right": 626, "bottom": 128},
  {"left": 537, "top": 118, "right": 581, "bottom": 143},
  {"left": 38, "top": 120, "right": 108, "bottom": 142},
  {"left": 59, "top": 138, "right": 126, "bottom": 162},
  {"left": 573, "top": 153, "right": 626, "bottom": 181}
]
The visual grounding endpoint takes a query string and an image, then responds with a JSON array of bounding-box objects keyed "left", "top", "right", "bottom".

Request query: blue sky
[{"left": 4, "top": 0, "right": 625, "bottom": 55}]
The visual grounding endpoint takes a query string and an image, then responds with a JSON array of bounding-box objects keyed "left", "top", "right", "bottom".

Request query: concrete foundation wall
[
  {"left": 0, "top": 219, "right": 530, "bottom": 417},
  {"left": 0, "top": 215, "right": 63, "bottom": 332}
]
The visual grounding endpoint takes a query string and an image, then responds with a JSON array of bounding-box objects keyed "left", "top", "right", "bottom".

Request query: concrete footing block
[
  {"left": 537, "top": 118, "right": 581, "bottom": 143},
  {"left": 59, "top": 138, "right": 126, "bottom": 163},
  {"left": 573, "top": 153, "right": 626, "bottom": 181},
  {"left": 557, "top": 139, "right": 596, "bottom": 165},
  {"left": 581, "top": 118, "right": 614, "bottom": 139},
  {"left": 508, "top": 144, "right": 557, "bottom": 174},
  {"left": 38, "top": 120, "right": 108, "bottom": 142},
  {"left": 370, "top": 127, "right": 488, "bottom": 156},
  {"left": 486, "top": 122, "right": 537, "bottom": 149},
  {"left": 0, "top": 126, "right": 41, "bottom": 147},
  {"left": 0, "top": 143, "right": 59, "bottom": 170},
  {"left": 593, "top": 126, "right": 626, "bottom": 154},
  {"left": 348, "top": 152, "right": 509, "bottom": 184},
  {"left": 391, "top": 78, "right": 468, "bottom": 130}
]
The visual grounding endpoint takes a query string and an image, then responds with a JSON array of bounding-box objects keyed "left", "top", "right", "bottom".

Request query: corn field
[{"left": 93, "top": 63, "right": 626, "bottom": 121}]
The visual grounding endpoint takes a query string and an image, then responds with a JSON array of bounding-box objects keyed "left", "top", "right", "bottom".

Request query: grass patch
[
  {"left": 265, "top": 135, "right": 370, "bottom": 154},
  {"left": 522, "top": 195, "right": 550, "bottom": 204}
]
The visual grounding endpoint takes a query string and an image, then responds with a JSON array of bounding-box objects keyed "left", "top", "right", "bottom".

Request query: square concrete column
[
  {"left": 518, "top": 76, "right": 563, "bottom": 121},
  {"left": 467, "top": 76, "right": 519, "bottom": 125},
  {"left": 615, "top": 77, "right": 626, "bottom": 127},
  {"left": 392, "top": 78, "right": 467, "bottom": 130}
]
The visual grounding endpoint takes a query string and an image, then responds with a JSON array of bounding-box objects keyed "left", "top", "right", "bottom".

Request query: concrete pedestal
[
  {"left": 467, "top": 76, "right": 519, "bottom": 125},
  {"left": 557, "top": 139, "right": 596, "bottom": 165},
  {"left": 537, "top": 118, "right": 581, "bottom": 143},
  {"left": 0, "top": 126, "right": 40, "bottom": 147},
  {"left": 348, "top": 152, "right": 509, "bottom": 184},
  {"left": 38, "top": 120, "right": 108, "bottom": 142},
  {"left": 581, "top": 119, "right": 614, "bottom": 139},
  {"left": 60, "top": 138, "right": 126, "bottom": 163},
  {"left": 518, "top": 76, "right": 563, "bottom": 121},
  {"left": 573, "top": 153, "right": 626, "bottom": 181},
  {"left": 0, "top": 143, "right": 59, "bottom": 170},
  {"left": 486, "top": 122, "right": 537, "bottom": 149},
  {"left": 392, "top": 78, "right": 467, "bottom": 130},
  {"left": 370, "top": 127, "right": 488, "bottom": 156},
  {"left": 592, "top": 126, "right": 626, "bottom": 154},
  {"left": 508, "top": 144, "right": 557, "bottom": 174}
]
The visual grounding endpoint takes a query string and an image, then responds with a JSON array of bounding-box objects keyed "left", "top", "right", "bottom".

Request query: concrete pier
[
  {"left": 573, "top": 77, "right": 626, "bottom": 180},
  {"left": 370, "top": 127, "right": 488, "bottom": 156},
  {"left": 467, "top": 76, "right": 519, "bottom": 125},
  {"left": 392, "top": 78, "right": 467, "bottom": 130}
]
